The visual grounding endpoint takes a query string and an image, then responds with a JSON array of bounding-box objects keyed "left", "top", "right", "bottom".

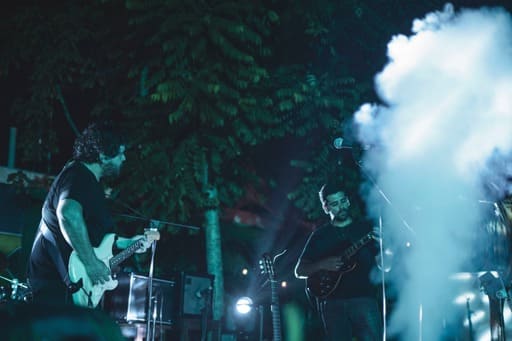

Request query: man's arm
[
  {"left": 295, "top": 256, "right": 344, "bottom": 279},
  {"left": 56, "top": 198, "right": 111, "bottom": 285}
]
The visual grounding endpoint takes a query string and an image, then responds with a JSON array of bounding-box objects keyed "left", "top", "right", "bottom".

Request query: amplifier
[
  {"left": 174, "top": 272, "right": 214, "bottom": 318},
  {"left": 104, "top": 272, "right": 176, "bottom": 325}
]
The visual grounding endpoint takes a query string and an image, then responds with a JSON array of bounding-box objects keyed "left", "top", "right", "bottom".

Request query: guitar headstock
[{"left": 259, "top": 253, "right": 275, "bottom": 281}]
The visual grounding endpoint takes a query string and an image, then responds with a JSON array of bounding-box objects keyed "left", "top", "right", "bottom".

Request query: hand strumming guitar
[{"left": 83, "top": 255, "right": 111, "bottom": 285}]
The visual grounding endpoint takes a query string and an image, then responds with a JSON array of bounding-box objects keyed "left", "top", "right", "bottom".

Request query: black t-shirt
[
  {"left": 40, "top": 161, "right": 114, "bottom": 263},
  {"left": 300, "top": 220, "right": 378, "bottom": 299}
]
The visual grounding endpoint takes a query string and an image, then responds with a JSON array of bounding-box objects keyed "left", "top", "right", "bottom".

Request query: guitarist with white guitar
[
  {"left": 28, "top": 122, "right": 154, "bottom": 307},
  {"left": 295, "top": 180, "right": 383, "bottom": 341}
]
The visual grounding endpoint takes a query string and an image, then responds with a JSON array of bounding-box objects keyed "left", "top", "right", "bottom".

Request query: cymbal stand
[
  {"left": 0, "top": 274, "right": 28, "bottom": 289},
  {"left": 0, "top": 274, "right": 29, "bottom": 301}
]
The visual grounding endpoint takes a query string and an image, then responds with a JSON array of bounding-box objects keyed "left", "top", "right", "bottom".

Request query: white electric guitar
[{"left": 68, "top": 230, "right": 160, "bottom": 307}]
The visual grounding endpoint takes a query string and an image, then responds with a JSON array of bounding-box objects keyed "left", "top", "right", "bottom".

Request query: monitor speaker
[{"left": 177, "top": 272, "right": 214, "bottom": 318}]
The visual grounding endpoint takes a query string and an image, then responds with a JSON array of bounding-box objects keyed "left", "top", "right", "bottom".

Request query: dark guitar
[
  {"left": 260, "top": 253, "right": 282, "bottom": 341},
  {"left": 306, "top": 232, "right": 374, "bottom": 299},
  {"left": 479, "top": 272, "right": 508, "bottom": 341}
]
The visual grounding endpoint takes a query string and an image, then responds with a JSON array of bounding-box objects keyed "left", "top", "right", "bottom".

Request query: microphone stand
[
  {"left": 466, "top": 298, "right": 474, "bottom": 341},
  {"left": 145, "top": 227, "right": 158, "bottom": 341},
  {"left": 353, "top": 155, "right": 416, "bottom": 341},
  {"left": 112, "top": 198, "right": 201, "bottom": 232},
  {"left": 355, "top": 159, "right": 416, "bottom": 235},
  {"left": 116, "top": 214, "right": 201, "bottom": 231}
]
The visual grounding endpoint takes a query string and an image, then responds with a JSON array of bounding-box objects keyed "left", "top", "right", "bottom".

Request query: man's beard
[{"left": 334, "top": 209, "right": 349, "bottom": 221}]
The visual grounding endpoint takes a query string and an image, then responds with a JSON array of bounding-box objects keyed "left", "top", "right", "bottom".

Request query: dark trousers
[
  {"left": 319, "top": 297, "right": 382, "bottom": 341},
  {"left": 28, "top": 233, "right": 71, "bottom": 306}
]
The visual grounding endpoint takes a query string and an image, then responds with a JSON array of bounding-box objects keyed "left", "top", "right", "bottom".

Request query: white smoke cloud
[{"left": 354, "top": 3, "right": 512, "bottom": 340}]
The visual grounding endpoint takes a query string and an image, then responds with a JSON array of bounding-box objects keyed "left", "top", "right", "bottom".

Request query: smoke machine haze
[{"left": 353, "top": 3, "right": 512, "bottom": 340}]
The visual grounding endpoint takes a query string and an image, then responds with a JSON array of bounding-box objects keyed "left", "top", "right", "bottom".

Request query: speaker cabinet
[
  {"left": 104, "top": 272, "right": 176, "bottom": 326},
  {"left": 174, "top": 272, "right": 214, "bottom": 318}
]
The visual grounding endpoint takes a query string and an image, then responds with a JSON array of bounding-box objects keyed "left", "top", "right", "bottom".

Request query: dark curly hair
[
  {"left": 72, "top": 122, "right": 124, "bottom": 163},
  {"left": 318, "top": 179, "right": 352, "bottom": 205}
]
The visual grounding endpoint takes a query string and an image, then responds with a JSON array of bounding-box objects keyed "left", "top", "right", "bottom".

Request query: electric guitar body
[
  {"left": 68, "top": 230, "right": 159, "bottom": 308},
  {"left": 306, "top": 232, "right": 374, "bottom": 299}
]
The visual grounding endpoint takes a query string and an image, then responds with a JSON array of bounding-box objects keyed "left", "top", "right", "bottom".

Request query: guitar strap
[
  {"left": 305, "top": 285, "right": 319, "bottom": 310},
  {"left": 38, "top": 221, "right": 81, "bottom": 294}
]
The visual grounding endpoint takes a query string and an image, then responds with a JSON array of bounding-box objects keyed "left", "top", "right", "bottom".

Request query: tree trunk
[{"left": 203, "top": 187, "right": 225, "bottom": 321}]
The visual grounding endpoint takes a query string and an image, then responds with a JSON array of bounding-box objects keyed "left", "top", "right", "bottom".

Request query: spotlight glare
[
  {"left": 453, "top": 292, "right": 475, "bottom": 304},
  {"left": 235, "top": 296, "right": 253, "bottom": 314},
  {"left": 281, "top": 281, "right": 287, "bottom": 288},
  {"left": 463, "top": 309, "right": 485, "bottom": 327},
  {"left": 242, "top": 268, "right": 248, "bottom": 276}
]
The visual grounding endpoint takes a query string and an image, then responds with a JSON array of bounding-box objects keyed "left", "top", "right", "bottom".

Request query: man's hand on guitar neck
[
  {"left": 132, "top": 235, "right": 153, "bottom": 254},
  {"left": 115, "top": 235, "right": 150, "bottom": 253},
  {"left": 115, "top": 230, "right": 160, "bottom": 254}
]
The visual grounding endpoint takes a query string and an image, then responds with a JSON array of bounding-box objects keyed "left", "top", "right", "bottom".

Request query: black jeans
[
  {"left": 320, "top": 296, "right": 382, "bottom": 341},
  {"left": 28, "top": 233, "right": 71, "bottom": 306}
]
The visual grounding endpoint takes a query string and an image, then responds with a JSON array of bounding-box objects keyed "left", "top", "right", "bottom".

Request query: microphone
[
  {"left": 333, "top": 137, "right": 372, "bottom": 150},
  {"left": 195, "top": 286, "right": 212, "bottom": 299},
  {"left": 333, "top": 137, "right": 350, "bottom": 149}
]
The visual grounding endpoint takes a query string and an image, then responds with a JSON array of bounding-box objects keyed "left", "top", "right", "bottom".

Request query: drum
[
  {"left": 0, "top": 275, "right": 31, "bottom": 303},
  {"left": 103, "top": 272, "right": 176, "bottom": 326}
]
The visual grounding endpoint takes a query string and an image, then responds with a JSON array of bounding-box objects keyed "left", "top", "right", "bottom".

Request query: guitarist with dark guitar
[
  {"left": 28, "top": 122, "right": 153, "bottom": 307},
  {"left": 295, "top": 180, "right": 383, "bottom": 341}
]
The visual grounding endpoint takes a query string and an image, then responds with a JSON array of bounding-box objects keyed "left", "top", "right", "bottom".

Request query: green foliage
[
  {"left": 115, "top": 0, "right": 281, "bottom": 223},
  {"left": 0, "top": 1, "right": 128, "bottom": 169},
  {"left": 265, "top": 63, "right": 372, "bottom": 219}
]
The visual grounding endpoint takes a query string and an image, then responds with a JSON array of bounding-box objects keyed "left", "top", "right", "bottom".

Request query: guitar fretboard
[
  {"left": 109, "top": 239, "right": 145, "bottom": 269},
  {"left": 341, "top": 233, "right": 373, "bottom": 261},
  {"left": 270, "top": 279, "right": 282, "bottom": 341}
]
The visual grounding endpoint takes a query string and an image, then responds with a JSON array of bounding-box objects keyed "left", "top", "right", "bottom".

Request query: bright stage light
[
  {"left": 453, "top": 292, "right": 475, "bottom": 304},
  {"left": 235, "top": 296, "right": 253, "bottom": 314}
]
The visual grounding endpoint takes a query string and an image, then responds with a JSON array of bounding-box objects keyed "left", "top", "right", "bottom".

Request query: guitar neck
[
  {"left": 342, "top": 233, "right": 372, "bottom": 260},
  {"left": 270, "top": 279, "right": 282, "bottom": 341},
  {"left": 109, "top": 239, "right": 146, "bottom": 269}
]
